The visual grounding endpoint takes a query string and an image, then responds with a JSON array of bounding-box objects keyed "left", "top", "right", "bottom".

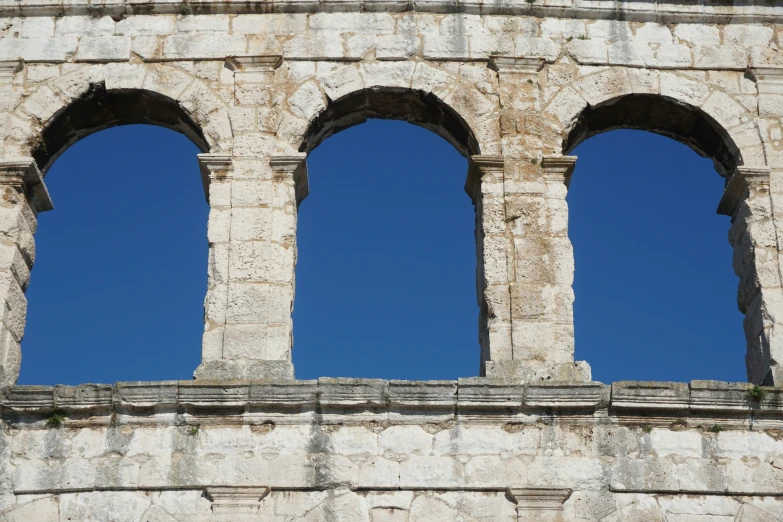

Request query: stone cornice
[
  {"left": 0, "top": 158, "right": 53, "bottom": 213},
  {"left": 716, "top": 166, "right": 770, "bottom": 218},
  {"left": 0, "top": 60, "right": 22, "bottom": 85},
  {"left": 2, "top": 379, "right": 781, "bottom": 426},
  {"left": 541, "top": 155, "right": 577, "bottom": 189},
  {"left": 205, "top": 486, "right": 270, "bottom": 514},
  {"left": 507, "top": 487, "right": 572, "bottom": 513},
  {"left": 749, "top": 67, "right": 783, "bottom": 95},
  {"left": 0, "top": 0, "right": 781, "bottom": 24},
  {"left": 197, "top": 153, "right": 233, "bottom": 202},
  {"left": 270, "top": 154, "right": 309, "bottom": 205},
  {"left": 466, "top": 154, "right": 504, "bottom": 204}
]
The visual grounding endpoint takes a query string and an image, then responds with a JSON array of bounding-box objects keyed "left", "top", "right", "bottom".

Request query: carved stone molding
[
  {"left": 0, "top": 158, "right": 53, "bottom": 212},
  {"left": 0, "top": 60, "right": 22, "bottom": 85},
  {"left": 229, "top": 55, "right": 282, "bottom": 83},
  {"left": 507, "top": 487, "right": 572, "bottom": 520},
  {"left": 750, "top": 67, "right": 783, "bottom": 95},
  {"left": 197, "top": 153, "right": 233, "bottom": 202},
  {"left": 467, "top": 154, "right": 504, "bottom": 203},
  {"left": 270, "top": 153, "right": 309, "bottom": 205},
  {"left": 541, "top": 155, "right": 577, "bottom": 189},
  {"left": 205, "top": 486, "right": 270, "bottom": 514},
  {"left": 489, "top": 56, "right": 545, "bottom": 77},
  {"left": 716, "top": 167, "right": 770, "bottom": 218}
]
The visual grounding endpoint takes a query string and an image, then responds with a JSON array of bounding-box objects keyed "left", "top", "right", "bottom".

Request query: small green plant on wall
[
  {"left": 46, "top": 409, "right": 66, "bottom": 429},
  {"left": 746, "top": 384, "right": 767, "bottom": 402}
]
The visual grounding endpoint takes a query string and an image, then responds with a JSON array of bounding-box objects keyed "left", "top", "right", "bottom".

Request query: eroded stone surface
[{"left": 0, "top": 3, "right": 782, "bottom": 518}]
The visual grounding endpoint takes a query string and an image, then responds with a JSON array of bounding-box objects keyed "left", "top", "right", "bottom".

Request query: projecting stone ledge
[{"left": 0, "top": 379, "right": 780, "bottom": 427}]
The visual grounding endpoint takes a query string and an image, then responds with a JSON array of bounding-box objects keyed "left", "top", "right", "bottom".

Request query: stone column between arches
[
  {"left": 487, "top": 56, "right": 590, "bottom": 383},
  {"left": 194, "top": 54, "right": 307, "bottom": 380},
  {"left": 0, "top": 158, "right": 52, "bottom": 386},
  {"left": 194, "top": 152, "right": 306, "bottom": 381}
]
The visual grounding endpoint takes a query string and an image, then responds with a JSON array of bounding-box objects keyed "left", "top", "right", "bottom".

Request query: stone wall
[
  {"left": 1, "top": 1, "right": 783, "bottom": 520},
  {"left": 1, "top": 380, "right": 783, "bottom": 520}
]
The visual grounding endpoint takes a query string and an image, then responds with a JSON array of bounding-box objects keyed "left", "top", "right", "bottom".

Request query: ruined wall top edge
[
  {"left": 1, "top": 379, "right": 779, "bottom": 422},
  {"left": 3, "top": 0, "right": 783, "bottom": 24}
]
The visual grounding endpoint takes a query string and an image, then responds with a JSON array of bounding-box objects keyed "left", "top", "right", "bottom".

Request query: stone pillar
[
  {"left": 507, "top": 488, "right": 571, "bottom": 522},
  {"left": 0, "top": 158, "right": 52, "bottom": 386},
  {"left": 194, "top": 54, "right": 306, "bottom": 381},
  {"left": 488, "top": 56, "right": 590, "bottom": 382},
  {"left": 194, "top": 152, "right": 308, "bottom": 381},
  {"left": 469, "top": 155, "right": 513, "bottom": 375},
  {"left": 718, "top": 167, "right": 783, "bottom": 385}
]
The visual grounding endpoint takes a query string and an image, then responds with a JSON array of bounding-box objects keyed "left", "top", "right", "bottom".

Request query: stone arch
[
  {"left": 0, "top": 62, "right": 231, "bottom": 385},
  {"left": 283, "top": 62, "right": 499, "bottom": 159},
  {"left": 301, "top": 86, "right": 482, "bottom": 158},
  {"left": 288, "top": 71, "right": 497, "bottom": 378},
  {"left": 13, "top": 62, "right": 233, "bottom": 174},
  {"left": 30, "top": 83, "right": 209, "bottom": 174},
  {"left": 544, "top": 67, "right": 763, "bottom": 176},
  {"left": 563, "top": 93, "right": 743, "bottom": 177}
]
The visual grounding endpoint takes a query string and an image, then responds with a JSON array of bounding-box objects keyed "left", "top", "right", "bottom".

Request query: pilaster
[
  {"left": 0, "top": 158, "right": 52, "bottom": 386},
  {"left": 507, "top": 487, "right": 571, "bottom": 522},
  {"left": 470, "top": 155, "right": 512, "bottom": 376},
  {"left": 194, "top": 150, "right": 303, "bottom": 381},
  {"left": 718, "top": 167, "right": 783, "bottom": 385},
  {"left": 486, "top": 57, "right": 588, "bottom": 382}
]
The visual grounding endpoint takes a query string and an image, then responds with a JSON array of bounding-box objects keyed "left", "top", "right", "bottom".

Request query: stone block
[
  {"left": 54, "top": 384, "right": 113, "bottom": 411},
  {"left": 423, "top": 35, "right": 469, "bottom": 60},
  {"left": 0, "top": 36, "right": 78, "bottom": 62},
  {"left": 75, "top": 36, "right": 131, "bottom": 61},
  {"left": 611, "top": 381, "right": 690, "bottom": 410},
  {"left": 319, "top": 378, "right": 388, "bottom": 407},
  {"left": 162, "top": 34, "right": 247, "bottom": 60},
  {"left": 194, "top": 359, "right": 295, "bottom": 381},
  {"left": 376, "top": 35, "right": 420, "bottom": 60}
]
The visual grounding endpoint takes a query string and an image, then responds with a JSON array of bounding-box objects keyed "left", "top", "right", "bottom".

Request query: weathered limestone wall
[
  {"left": 2, "top": 1, "right": 783, "bottom": 520},
  {"left": 1, "top": 9, "right": 780, "bottom": 382},
  {"left": 0, "top": 380, "right": 783, "bottom": 521}
]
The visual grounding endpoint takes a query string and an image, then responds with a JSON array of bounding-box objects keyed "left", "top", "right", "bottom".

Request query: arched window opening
[
  {"left": 32, "top": 83, "right": 209, "bottom": 173},
  {"left": 293, "top": 119, "right": 478, "bottom": 380},
  {"left": 565, "top": 93, "right": 740, "bottom": 177},
  {"left": 568, "top": 130, "right": 745, "bottom": 383},
  {"left": 19, "top": 124, "right": 208, "bottom": 385}
]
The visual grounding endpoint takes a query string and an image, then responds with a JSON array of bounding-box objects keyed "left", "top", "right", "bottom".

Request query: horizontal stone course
[
  {"left": 0, "top": 0, "right": 782, "bottom": 24},
  {"left": 1, "top": 380, "right": 780, "bottom": 422}
]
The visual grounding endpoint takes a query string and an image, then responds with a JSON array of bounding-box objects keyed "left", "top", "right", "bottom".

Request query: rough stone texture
[
  {"left": 0, "top": 2, "right": 783, "bottom": 518},
  {"left": 0, "top": 380, "right": 780, "bottom": 520}
]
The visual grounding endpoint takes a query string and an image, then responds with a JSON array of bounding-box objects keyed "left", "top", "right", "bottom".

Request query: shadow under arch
[
  {"left": 301, "top": 87, "right": 481, "bottom": 159},
  {"left": 31, "top": 82, "right": 209, "bottom": 175},
  {"left": 564, "top": 94, "right": 743, "bottom": 177}
]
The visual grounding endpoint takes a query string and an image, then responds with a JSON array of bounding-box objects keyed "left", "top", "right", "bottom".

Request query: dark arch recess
[
  {"left": 32, "top": 82, "right": 209, "bottom": 174},
  {"left": 564, "top": 94, "right": 742, "bottom": 177},
  {"left": 302, "top": 87, "right": 481, "bottom": 158}
]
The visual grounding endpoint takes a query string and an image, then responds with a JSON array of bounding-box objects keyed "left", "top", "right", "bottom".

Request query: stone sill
[
  {"left": 0, "top": 0, "right": 780, "bottom": 24},
  {"left": 1, "top": 379, "right": 780, "bottom": 421}
]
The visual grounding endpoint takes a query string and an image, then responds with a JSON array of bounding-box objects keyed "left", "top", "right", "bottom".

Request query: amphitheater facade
[{"left": 0, "top": 1, "right": 782, "bottom": 520}]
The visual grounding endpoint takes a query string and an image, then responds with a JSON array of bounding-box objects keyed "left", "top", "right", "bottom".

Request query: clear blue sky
[{"left": 18, "top": 121, "right": 745, "bottom": 385}]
